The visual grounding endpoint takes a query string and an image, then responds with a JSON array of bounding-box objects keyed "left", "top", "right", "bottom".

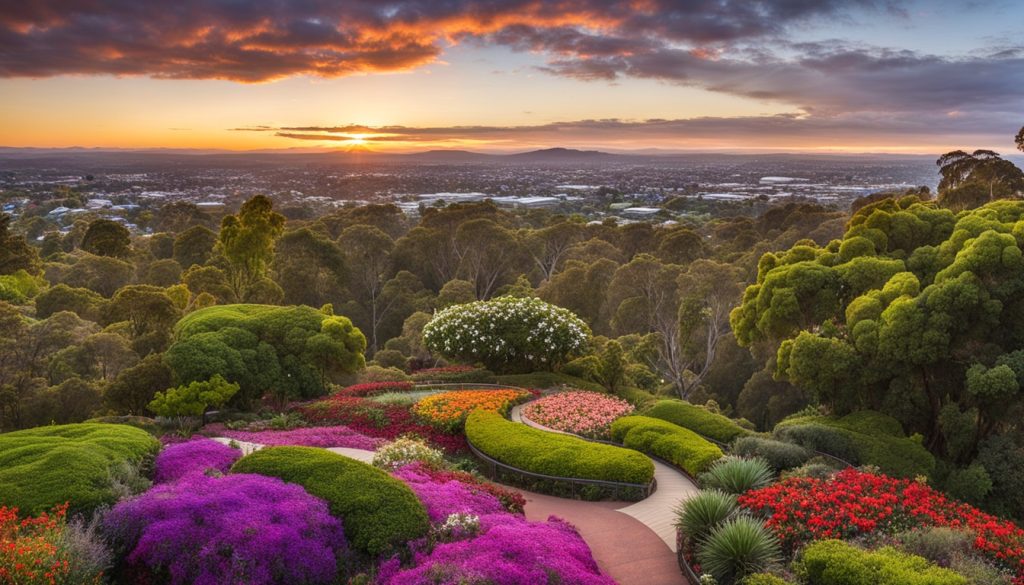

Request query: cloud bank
[{"left": 3, "top": 0, "right": 1021, "bottom": 149}]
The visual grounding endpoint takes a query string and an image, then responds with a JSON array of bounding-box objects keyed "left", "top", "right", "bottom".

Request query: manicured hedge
[
  {"left": 231, "top": 446, "right": 428, "bottom": 556},
  {"left": 0, "top": 423, "right": 160, "bottom": 515},
  {"left": 465, "top": 410, "right": 654, "bottom": 484},
  {"left": 610, "top": 416, "right": 723, "bottom": 476},
  {"left": 774, "top": 410, "right": 935, "bottom": 478},
  {"left": 798, "top": 540, "right": 967, "bottom": 585},
  {"left": 645, "top": 400, "right": 753, "bottom": 443}
]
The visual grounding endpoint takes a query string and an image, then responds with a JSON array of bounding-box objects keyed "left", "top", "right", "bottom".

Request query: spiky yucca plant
[
  {"left": 675, "top": 489, "right": 737, "bottom": 545},
  {"left": 697, "top": 516, "right": 780, "bottom": 585},
  {"left": 699, "top": 456, "right": 774, "bottom": 495}
]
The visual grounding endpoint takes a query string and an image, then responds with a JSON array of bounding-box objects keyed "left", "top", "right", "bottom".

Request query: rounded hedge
[
  {"left": 230, "top": 446, "right": 429, "bottom": 556},
  {"left": 423, "top": 296, "right": 591, "bottom": 373},
  {"left": 731, "top": 436, "right": 812, "bottom": 472},
  {"left": 774, "top": 410, "right": 935, "bottom": 478},
  {"left": 645, "top": 400, "right": 753, "bottom": 444},
  {"left": 797, "top": 540, "right": 967, "bottom": 585},
  {"left": 610, "top": 415, "right": 723, "bottom": 476},
  {"left": 167, "top": 304, "right": 367, "bottom": 404},
  {"left": 465, "top": 410, "right": 654, "bottom": 485},
  {"left": 0, "top": 423, "right": 160, "bottom": 515}
]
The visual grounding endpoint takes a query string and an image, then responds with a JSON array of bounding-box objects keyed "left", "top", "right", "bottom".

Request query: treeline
[{"left": 0, "top": 191, "right": 848, "bottom": 430}]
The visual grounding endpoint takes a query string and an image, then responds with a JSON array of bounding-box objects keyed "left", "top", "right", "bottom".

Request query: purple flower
[
  {"left": 105, "top": 473, "right": 346, "bottom": 585},
  {"left": 154, "top": 438, "right": 241, "bottom": 484},
  {"left": 378, "top": 513, "right": 615, "bottom": 585},
  {"left": 213, "top": 425, "right": 382, "bottom": 450},
  {"left": 392, "top": 463, "right": 505, "bottom": 523}
]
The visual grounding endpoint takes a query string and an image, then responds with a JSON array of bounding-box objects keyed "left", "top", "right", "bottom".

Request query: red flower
[{"left": 737, "top": 469, "right": 1024, "bottom": 579}]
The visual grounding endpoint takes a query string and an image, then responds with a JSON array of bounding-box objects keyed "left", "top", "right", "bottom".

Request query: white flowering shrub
[
  {"left": 434, "top": 512, "right": 482, "bottom": 541},
  {"left": 372, "top": 436, "right": 445, "bottom": 470},
  {"left": 423, "top": 296, "right": 591, "bottom": 373}
]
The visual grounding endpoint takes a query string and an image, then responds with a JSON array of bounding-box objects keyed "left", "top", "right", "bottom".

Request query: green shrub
[
  {"left": 697, "top": 516, "right": 780, "bottom": 585},
  {"left": 371, "top": 349, "right": 408, "bottom": 370},
  {"left": 774, "top": 423, "right": 860, "bottom": 464},
  {"left": 894, "top": 527, "right": 974, "bottom": 567},
  {"left": 781, "top": 459, "right": 842, "bottom": 481},
  {"left": 496, "top": 371, "right": 605, "bottom": 392},
  {"left": 147, "top": 374, "right": 239, "bottom": 417},
  {"left": 645, "top": 400, "right": 753, "bottom": 443},
  {"left": 699, "top": 457, "right": 775, "bottom": 495},
  {"left": 358, "top": 365, "right": 410, "bottom": 383},
  {"left": 0, "top": 423, "right": 160, "bottom": 515},
  {"left": 465, "top": 410, "right": 654, "bottom": 485},
  {"left": 675, "top": 489, "right": 737, "bottom": 545},
  {"left": 731, "top": 436, "right": 811, "bottom": 472},
  {"left": 742, "top": 574, "right": 793, "bottom": 585},
  {"left": 611, "top": 416, "right": 723, "bottom": 476},
  {"left": 411, "top": 366, "right": 497, "bottom": 384},
  {"left": 167, "top": 304, "right": 367, "bottom": 405},
  {"left": 0, "top": 269, "right": 46, "bottom": 303},
  {"left": 774, "top": 410, "right": 935, "bottom": 478},
  {"left": 617, "top": 386, "right": 660, "bottom": 409},
  {"left": 797, "top": 540, "right": 968, "bottom": 585},
  {"left": 231, "top": 446, "right": 429, "bottom": 556}
]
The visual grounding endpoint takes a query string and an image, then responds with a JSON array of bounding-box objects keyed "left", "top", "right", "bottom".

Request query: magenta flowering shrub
[
  {"left": 392, "top": 463, "right": 505, "bottom": 522},
  {"left": 154, "top": 438, "right": 241, "bottom": 483},
  {"left": 211, "top": 425, "right": 383, "bottom": 450},
  {"left": 522, "top": 391, "right": 634, "bottom": 439},
  {"left": 105, "top": 473, "right": 346, "bottom": 585},
  {"left": 378, "top": 513, "right": 615, "bottom": 585}
]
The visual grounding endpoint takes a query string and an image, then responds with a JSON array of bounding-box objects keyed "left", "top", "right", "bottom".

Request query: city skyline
[{"left": 1, "top": 0, "right": 1022, "bottom": 154}]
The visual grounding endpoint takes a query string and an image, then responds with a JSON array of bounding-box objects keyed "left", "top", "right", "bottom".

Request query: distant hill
[{"left": 0, "top": 145, "right": 944, "bottom": 170}]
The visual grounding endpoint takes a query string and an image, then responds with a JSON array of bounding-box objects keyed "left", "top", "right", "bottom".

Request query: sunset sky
[{"left": 1, "top": 0, "right": 1022, "bottom": 153}]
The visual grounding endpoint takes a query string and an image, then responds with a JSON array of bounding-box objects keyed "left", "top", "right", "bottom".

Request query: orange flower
[{"left": 414, "top": 389, "right": 529, "bottom": 430}]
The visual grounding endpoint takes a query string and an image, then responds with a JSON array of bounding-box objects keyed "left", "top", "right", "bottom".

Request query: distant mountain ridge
[{"left": 0, "top": 145, "right": 947, "bottom": 169}]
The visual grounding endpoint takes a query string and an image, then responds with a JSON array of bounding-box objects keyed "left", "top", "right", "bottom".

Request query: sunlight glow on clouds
[{"left": 0, "top": 0, "right": 1021, "bottom": 152}]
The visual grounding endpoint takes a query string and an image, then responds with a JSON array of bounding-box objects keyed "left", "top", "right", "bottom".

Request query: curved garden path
[
  {"left": 211, "top": 401, "right": 699, "bottom": 585},
  {"left": 510, "top": 404, "right": 700, "bottom": 552}
]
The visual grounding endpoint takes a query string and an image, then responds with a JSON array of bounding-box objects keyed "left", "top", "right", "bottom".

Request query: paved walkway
[
  {"left": 516, "top": 488, "right": 687, "bottom": 585},
  {"left": 211, "top": 437, "right": 376, "bottom": 463},
  {"left": 510, "top": 404, "right": 701, "bottom": 552},
  {"left": 215, "top": 405, "right": 700, "bottom": 585}
]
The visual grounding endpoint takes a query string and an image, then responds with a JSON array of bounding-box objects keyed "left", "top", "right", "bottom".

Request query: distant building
[
  {"left": 489, "top": 196, "right": 560, "bottom": 209},
  {"left": 622, "top": 207, "right": 662, "bottom": 218}
]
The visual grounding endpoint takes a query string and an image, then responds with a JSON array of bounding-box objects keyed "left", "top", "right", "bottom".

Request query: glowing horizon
[{"left": 1, "top": 1, "right": 1022, "bottom": 155}]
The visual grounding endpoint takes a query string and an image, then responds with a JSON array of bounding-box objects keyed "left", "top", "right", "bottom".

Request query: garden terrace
[{"left": 465, "top": 409, "right": 656, "bottom": 500}]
